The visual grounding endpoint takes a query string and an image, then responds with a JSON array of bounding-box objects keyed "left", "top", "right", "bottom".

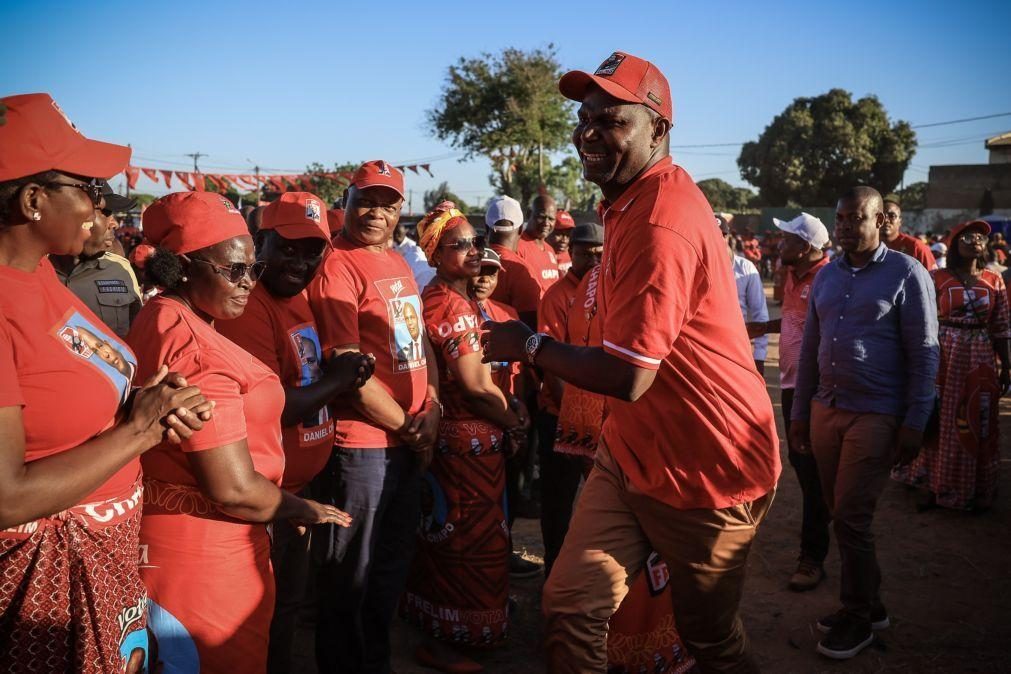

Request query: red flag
[
  {"left": 237, "top": 175, "right": 259, "bottom": 189},
  {"left": 125, "top": 166, "right": 140, "bottom": 189},
  {"left": 193, "top": 174, "right": 207, "bottom": 192},
  {"left": 175, "top": 172, "right": 193, "bottom": 189},
  {"left": 140, "top": 167, "right": 160, "bottom": 183},
  {"left": 420, "top": 164, "right": 433, "bottom": 177},
  {"left": 406, "top": 165, "right": 419, "bottom": 174},
  {"left": 160, "top": 170, "right": 174, "bottom": 188},
  {"left": 207, "top": 175, "right": 228, "bottom": 192}
]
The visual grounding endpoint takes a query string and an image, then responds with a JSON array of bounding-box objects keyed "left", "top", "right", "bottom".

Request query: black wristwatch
[{"left": 524, "top": 332, "right": 551, "bottom": 365}]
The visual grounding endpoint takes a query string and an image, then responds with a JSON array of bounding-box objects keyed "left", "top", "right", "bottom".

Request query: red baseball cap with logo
[
  {"left": 559, "top": 51, "right": 673, "bottom": 123},
  {"left": 260, "top": 192, "right": 332, "bottom": 246},
  {"left": 555, "top": 210, "right": 576, "bottom": 231},
  {"left": 0, "top": 93, "right": 132, "bottom": 181},
  {"left": 350, "top": 160, "right": 405, "bottom": 198},
  {"left": 143, "top": 192, "right": 249, "bottom": 255}
]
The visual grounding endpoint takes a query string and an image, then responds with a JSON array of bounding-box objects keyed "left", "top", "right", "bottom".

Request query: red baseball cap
[
  {"left": 947, "top": 219, "right": 991, "bottom": 248},
  {"left": 143, "top": 192, "right": 249, "bottom": 255},
  {"left": 555, "top": 210, "right": 576, "bottom": 231},
  {"left": 0, "top": 93, "right": 132, "bottom": 181},
  {"left": 350, "top": 160, "right": 404, "bottom": 198},
  {"left": 559, "top": 51, "right": 673, "bottom": 123},
  {"left": 327, "top": 208, "right": 345, "bottom": 235},
  {"left": 261, "top": 192, "right": 332, "bottom": 245}
]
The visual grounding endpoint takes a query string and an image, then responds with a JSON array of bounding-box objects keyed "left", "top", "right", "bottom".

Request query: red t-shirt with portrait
[
  {"left": 490, "top": 244, "right": 542, "bottom": 316},
  {"left": 517, "top": 233, "right": 561, "bottom": 291},
  {"left": 0, "top": 260, "right": 139, "bottom": 504},
  {"left": 217, "top": 284, "right": 334, "bottom": 492},
  {"left": 307, "top": 235, "right": 428, "bottom": 448},
  {"left": 598, "top": 157, "right": 780, "bottom": 510},
  {"left": 421, "top": 283, "right": 484, "bottom": 421},
  {"left": 127, "top": 296, "right": 285, "bottom": 489}
]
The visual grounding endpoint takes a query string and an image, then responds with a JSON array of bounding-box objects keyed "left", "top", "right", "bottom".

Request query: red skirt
[
  {"left": 401, "top": 419, "right": 509, "bottom": 646},
  {"left": 141, "top": 479, "right": 274, "bottom": 674},
  {"left": 0, "top": 480, "right": 149, "bottom": 674}
]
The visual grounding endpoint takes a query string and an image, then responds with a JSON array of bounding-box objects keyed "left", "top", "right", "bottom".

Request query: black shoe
[
  {"left": 509, "top": 552, "right": 542, "bottom": 579},
  {"left": 816, "top": 613, "right": 874, "bottom": 659},
  {"left": 817, "top": 606, "right": 890, "bottom": 634}
]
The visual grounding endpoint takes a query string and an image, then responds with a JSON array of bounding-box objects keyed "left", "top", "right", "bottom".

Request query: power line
[{"left": 911, "top": 112, "right": 1011, "bottom": 129}]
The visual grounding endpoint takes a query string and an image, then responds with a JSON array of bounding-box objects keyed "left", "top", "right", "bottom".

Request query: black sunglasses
[
  {"left": 43, "top": 179, "right": 104, "bottom": 207},
  {"left": 189, "top": 257, "right": 267, "bottom": 284},
  {"left": 440, "top": 235, "right": 486, "bottom": 253}
]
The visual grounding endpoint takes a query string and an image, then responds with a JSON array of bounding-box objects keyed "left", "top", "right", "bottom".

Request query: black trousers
[
  {"left": 782, "top": 388, "right": 831, "bottom": 563},
  {"left": 536, "top": 411, "right": 586, "bottom": 578}
]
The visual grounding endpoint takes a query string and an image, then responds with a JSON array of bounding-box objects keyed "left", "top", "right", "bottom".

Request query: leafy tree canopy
[
  {"left": 696, "top": 178, "right": 759, "bottom": 211},
  {"left": 423, "top": 181, "right": 469, "bottom": 213}
]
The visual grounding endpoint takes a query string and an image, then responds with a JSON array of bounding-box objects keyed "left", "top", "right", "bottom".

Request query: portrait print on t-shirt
[
  {"left": 379, "top": 277, "right": 427, "bottom": 373},
  {"left": 287, "top": 322, "right": 334, "bottom": 443},
  {"left": 52, "top": 309, "right": 136, "bottom": 404}
]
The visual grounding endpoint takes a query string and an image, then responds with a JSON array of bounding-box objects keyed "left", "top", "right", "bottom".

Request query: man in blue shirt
[{"left": 790, "top": 186, "right": 939, "bottom": 661}]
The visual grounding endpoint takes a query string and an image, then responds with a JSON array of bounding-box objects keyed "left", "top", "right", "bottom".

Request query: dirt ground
[{"left": 300, "top": 287, "right": 1011, "bottom": 673}]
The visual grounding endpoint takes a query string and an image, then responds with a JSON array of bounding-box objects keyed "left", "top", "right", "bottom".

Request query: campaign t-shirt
[
  {"left": 216, "top": 284, "right": 334, "bottom": 492},
  {"left": 780, "top": 256, "right": 830, "bottom": 390},
  {"left": 886, "top": 232, "right": 937, "bottom": 271},
  {"left": 537, "top": 270, "right": 581, "bottom": 415},
  {"left": 0, "top": 260, "right": 139, "bottom": 504},
  {"left": 421, "top": 283, "right": 485, "bottom": 421},
  {"left": 307, "top": 235, "right": 428, "bottom": 448},
  {"left": 477, "top": 299, "right": 522, "bottom": 397},
  {"left": 517, "top": 233, "right": 561, "bottom": 291},
  {"left": 556, "top": 249, "right": 573, "bottom": 275},
  {"left": 489, "top": 244, "right": 542, "bottom": 316},
  {"left": 597, "top": 157, "right": 780, "bottom": 510},
  {"left": 127, "top": 296, "right": 285, "bottom": 490}
]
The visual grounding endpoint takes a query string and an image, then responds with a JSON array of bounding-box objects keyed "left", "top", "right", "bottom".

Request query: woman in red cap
[
  {"left": 128, "top": 191, "right": 352, "bottom": 673},
  {"left": 893, "top": 219, "right": 1011, "bottom": 510},
  {"left": 400, "top": 206, "right": 529, "bottom": 673},
  {"left": 0, "top": 93, "right": 211, "bottom": 674}
]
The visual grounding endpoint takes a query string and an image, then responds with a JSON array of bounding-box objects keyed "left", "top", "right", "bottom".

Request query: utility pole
[
  {"left": 408, "top": 189, "right": 414, "bottom": 216},
  {"left": 185, "top": 152, "right": 206, "bottom": 173},
  {"left": 254, "top": 165, "right": 261, "bottom": 204}
]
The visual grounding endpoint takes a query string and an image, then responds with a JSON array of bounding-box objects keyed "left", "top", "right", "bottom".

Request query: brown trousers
[
  {"left": 810, "top": 401, "right": 900, "bottom": 623},
  {"left": 542, "top": 440, "right": 774, "bottom": 674}
]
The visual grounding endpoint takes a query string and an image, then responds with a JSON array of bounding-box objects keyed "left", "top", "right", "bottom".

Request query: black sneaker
[
  {"left": 509, "top": 552, "right": 543, "bottom": 579},
  {"left": 816, "top": 606, "right": 890, "bottom": 634},
  {"left": 817, "top": 614, "right": 874, "bottom": 659}
]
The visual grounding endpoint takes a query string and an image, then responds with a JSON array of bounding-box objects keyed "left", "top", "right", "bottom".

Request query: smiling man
[
  {"left": 482, "top": 51, "right": 780, "bottom": 673},
  {"left": 517, "top": 194, "right": 561, "bottom": 290}
]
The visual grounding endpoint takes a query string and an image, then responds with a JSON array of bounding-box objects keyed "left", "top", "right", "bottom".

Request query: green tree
[
  {"left": 896, "top": 181, "right": 927, "bottom": 210},
  {"left": 423, "top": 181, "right": 469, "bottom": 213},
  {"left": 546, "top": 156, "right": 599, "bottom": 212},
  {"left": 696, "top": 178, "right": 759, "bottom": 211},
  {"left": 427, "top": 46, "right": 574, "bottom": 207},
  {"left": 305, "top": 162, "right": 359, "bottom": 207},
  {"left": 738, "top": 89, "right": 917, "bottom": 206}
]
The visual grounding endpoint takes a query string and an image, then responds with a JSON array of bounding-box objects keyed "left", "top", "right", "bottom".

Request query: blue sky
[{"left": 3, "top": 0, "right": 1009, "bottom": 209}]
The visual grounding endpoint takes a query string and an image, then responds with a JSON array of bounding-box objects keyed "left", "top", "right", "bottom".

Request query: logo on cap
[
  {"left": 376, "top": 161, "right": 391, "bottom": 177},
  {"left": 51, "top": 100, "right": 80, "bottom": 134},
  {"left": 595, "top": 53, "right": 625, "bottom": 77},
  {"left": 219, "top": 196, "right": 239, "bottom": 213},
  {"left": 305, "top": 199, "right": 321, "bottom": 224}
]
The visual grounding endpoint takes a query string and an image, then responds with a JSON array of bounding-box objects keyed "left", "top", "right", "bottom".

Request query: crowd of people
[{"left": 1, "top": 48, "right": 1008, "bottom": 674}]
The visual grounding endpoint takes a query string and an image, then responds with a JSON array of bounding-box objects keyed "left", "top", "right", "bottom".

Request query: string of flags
[{"left": 123, "top": 163, "right": 434, "bottom": 193}]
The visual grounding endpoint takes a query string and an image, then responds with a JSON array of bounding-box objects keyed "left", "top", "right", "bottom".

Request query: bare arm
[
  {"left": 451, "top": 351, "right": 523, "bottom": 429},
  {"left": 280, "top": 352, "right": 374, "bottom": 428},
  {"left": 332, "top": 344, "right": 412, "bottom": 435}
]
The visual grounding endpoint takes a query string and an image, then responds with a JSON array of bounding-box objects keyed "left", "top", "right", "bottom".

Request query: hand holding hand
[
  {"left": 326, "top": 351, "right": 376, "bottom": 393},
  {"left": 128, "top": 366, "right": 211, "bottom": 446},
  {"left": 480, "top": 320, "right": 533, "bottom": 364}
]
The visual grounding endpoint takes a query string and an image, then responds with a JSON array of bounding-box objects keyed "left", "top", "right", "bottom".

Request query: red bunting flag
[
  {"left": 193, "top": 174, "right": 206, "bottom": 192},
  {"left": 141, "top": 167, "right": 160, "bottom": 183},
  {"left": 175, "top": 172, "right": 193, "bottom": 189},
  {"left": 160, "top": 170, "right": 174, "bottom": 188},
  {"left": 405, "top": 165, "right": 419, "bottom": 174},
  {"left": 125, "top": 166, "right": 140, "bottom": 189},
  {"left": 420, "top": 164, "right": 433, "bottom": 177}
]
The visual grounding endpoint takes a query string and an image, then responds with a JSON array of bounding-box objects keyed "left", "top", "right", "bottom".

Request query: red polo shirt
[
  {"left": 597, "top": 157, "right": 780, "bottom": 510},
  {"left": 517, "top": 233, "right": 560, "bottom": 291},
  {"left": 885, "top": 232, "right": 936, "bottom": 271},
  {"left": 489, "top": 244, "right": 542, "bottom": 316}
]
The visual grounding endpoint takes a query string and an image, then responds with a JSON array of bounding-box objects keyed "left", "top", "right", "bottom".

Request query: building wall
[{"left": 926, "top": 164, "right": 1011, "bottom": 208}]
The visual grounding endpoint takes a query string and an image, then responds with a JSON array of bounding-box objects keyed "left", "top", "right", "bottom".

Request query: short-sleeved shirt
[
  {"left": 54, "top": 252, "right": 142, "bottom": 338},
  {"left": 477, "top": 299, "right": 522, "bottom": 397},
  {"left": 537, "top": 270, "right": 581, "bottom": 415},
  {"left": 127, "top": 295, "right": 285, "bottom": 489},
  {"left": 517, "top": 233, "right": 561, "bottom": 291},
  {"left": 556, "top": 250, "right": 572, "bottom": 275},
  {"left": 779, "top": 256, "right": 830, "bottom": 390},
  {"left": 307, "top": 235, "right": 428, "bottom": 448},
  {"left": 421, "top": 283, "right": 483, "bottom": 421},
  {"left": 597, "top": 157, "right": 780, "bottom": 510},
  {"left": 490, "top": 244, "right": 542, "bottom": 316},
  {"left": 886, "top": 232, "right": 937, "bottom": 271},
  {"left": 216, "top": 284, "right": 334, "bottom": 492},
  {"left": 0, "top": 260, "right": 139, "bottom": 503}
]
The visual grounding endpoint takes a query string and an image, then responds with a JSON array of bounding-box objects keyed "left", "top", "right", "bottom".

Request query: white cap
[
  {"left": 485, "top": 195, "right": 524, "bottom": 231},
  {"left": 930, "top": 242, "right": 948, "bottom": 254},
  {"left": 773, "top": 212, "right": 829, "bottom": 249}
]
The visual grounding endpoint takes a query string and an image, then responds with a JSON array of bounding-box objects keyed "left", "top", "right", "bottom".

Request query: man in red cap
[
  {"left": 216, "top": 191, "right": 375, "bottom": 674},
  {"left": 307, "top": 161, "right": 441, "bottom": 674},
  {"left": 482, "top": 52, "right": 780, "bottom": 673},
  {"left": 549, "top": 209, "right": 576, "bottom": 274},
  {"left": 517, "top": 194, "right": 561, "bottom": 290}
]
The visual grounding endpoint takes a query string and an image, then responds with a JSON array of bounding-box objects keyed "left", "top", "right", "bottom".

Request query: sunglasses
[
  {"left": 440, "top": 235, "right": 486, "bottom": 253},
  {"left": 959, "top": 232, "right": 987, "bottom": 244},
  {"left": 43, "top": 179, "right": 104, "bottom": 207},
  {"left": 189, "top": 257, "right": 267, "bottom": 284}
]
